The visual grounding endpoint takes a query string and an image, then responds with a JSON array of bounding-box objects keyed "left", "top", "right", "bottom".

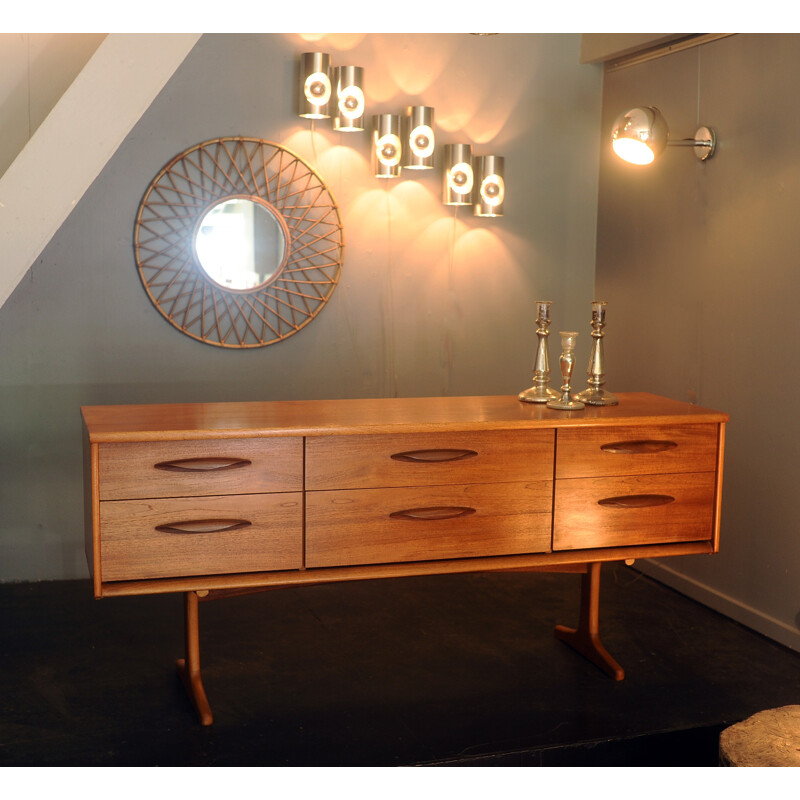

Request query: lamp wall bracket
[{"left": 668, "top": 126, "right": 716, "bottom": 160}]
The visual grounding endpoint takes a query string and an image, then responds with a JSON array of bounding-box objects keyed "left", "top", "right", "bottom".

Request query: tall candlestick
[
  {"left": 519, "top": 301, "right": 559, "bottom": 403},
  {"left": 575, "top": 300, "right": 618, "bottom": 406}
]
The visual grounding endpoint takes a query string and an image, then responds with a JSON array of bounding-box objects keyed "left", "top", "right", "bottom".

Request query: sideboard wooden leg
[
  {"left": 554, "top": 561, "right": 625, "bottom": 681},
  {"left": 176, "top": 590, "right": 214, "bottom": 725}
]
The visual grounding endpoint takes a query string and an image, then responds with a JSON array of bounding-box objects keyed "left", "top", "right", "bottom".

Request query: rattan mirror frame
[{"left": 134, "top": 137, "right": 344, "bottom": 348}]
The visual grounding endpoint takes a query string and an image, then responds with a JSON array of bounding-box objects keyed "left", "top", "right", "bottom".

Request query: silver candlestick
[
  {"left": 547, "top": 331, "right": 585, "bottom": 410},
  {"left": 575, "top": 300, "right": 618, "bottom": 406},
  {"left": 519, "top": 300, "right": 559, "bottom": 403}
]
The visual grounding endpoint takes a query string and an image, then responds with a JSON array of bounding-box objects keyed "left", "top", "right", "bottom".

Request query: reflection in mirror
[{"left": 195, "top": 198, "right": 286, "bottom": 290}]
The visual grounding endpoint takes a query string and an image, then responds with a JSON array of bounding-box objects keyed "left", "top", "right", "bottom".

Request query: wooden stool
[{"left": 720, "top": 705, "right": 800, "bottom": 766}]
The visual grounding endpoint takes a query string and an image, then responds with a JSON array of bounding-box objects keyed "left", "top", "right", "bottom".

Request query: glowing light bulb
[
  {"left": 410, "top": 125, "right": 434, "bottom": 159},
  {"left": 480, "top": 174, "right": 505, "bottom": 206},
  {"left": 448, "top": 162, "right": 473, "bottom": 195},
  {"left": 612, "top": 138, "right": 655, "bottom": 165},
  {"left": 338, "top": 85, "right": 365, "bottom": 119},
  {"left": 377, "top": 134, "right": 401, "bottom": 166},
  {"left": 304, "top": 72, "right": 331, "bottom": 107}
]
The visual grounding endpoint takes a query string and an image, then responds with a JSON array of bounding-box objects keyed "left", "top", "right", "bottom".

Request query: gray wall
[
  {"left": 0, "top": 33, "right": 602, "bottom": 581},
  {"left": 596, "top": 33, "right": 800, "bottom": 651}
]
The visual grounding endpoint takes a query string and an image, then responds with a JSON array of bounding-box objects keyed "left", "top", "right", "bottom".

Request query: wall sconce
[
  {"left": 474, "top": 155, "right": 504, "bottom": 217},
  {"left": 298, "top": 52, "right": 332, "bottom": 119},
  {"left": 373, "top": 114, "right": 402, "bottom": 178},
  {"left": 443, "top": 144, "right": 474, "bottom": 205},
  {"left": 404, "top": 106, "right": 435, "bottom": 170},
  {"left": 333, "top": 66, "right": 365, "bottom": 132},
  {"left": 611, "top": 106, "right": 716, "bottom": 165}
]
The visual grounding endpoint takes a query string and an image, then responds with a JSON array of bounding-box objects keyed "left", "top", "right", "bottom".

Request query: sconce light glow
[
  {"left": 298, "top": 52, "right": 332, "bottom": 119},
  {"left": 404, "top": 106, "right": 435, "bottom": 169},
  {"left": 610, "top": 106, "right": 668, "bottom": 165},
  {"left": 373, "top": 114, "right": 402, "bottom": 178},
  {"left": 443, "top": 144, "right": 473, "bottom": 205},
  {"left": 611, "top": 106, "right": 717, "bottom": 164},
  {"left": 612, "top": 137, "right": 656, "bottom": 165},
  {"left": 334, "top": 66, "right": 365, "bottom": 131},
  {"left": 475, "top": 155, "right": 504, "bottom": 217}
]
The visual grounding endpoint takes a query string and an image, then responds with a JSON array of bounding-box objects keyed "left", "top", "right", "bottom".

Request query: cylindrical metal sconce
[
  {"left": 403, "top": 105, "right": 435, "bottom": 169},
  {"left": 443, "top": 144, "right": 474, "bottom": 205},
  {"left": 474, "top": 155, "right": 505, "bottom": 217},
  {"left": 333, "top": 66, "right": 365, "bottom": 131},
  {"left": 373, "top": 114, "right": 402, "bottom": 178},
  {"left": 298, "top": 52, "right": 332, "bottom": 119}
]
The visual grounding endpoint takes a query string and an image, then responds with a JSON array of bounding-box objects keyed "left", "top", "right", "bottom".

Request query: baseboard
[{"left": 635, "top": 560, "right": 800, "bottom": 654}]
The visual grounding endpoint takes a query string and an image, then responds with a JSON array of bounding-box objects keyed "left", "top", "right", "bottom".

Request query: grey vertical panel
[{"left": 596, "top": 34, "right": 800, "bottom": 651}]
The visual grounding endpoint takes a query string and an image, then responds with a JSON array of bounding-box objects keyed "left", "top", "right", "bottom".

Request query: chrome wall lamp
[
  {"left": 298, "top": 52, "right": 365, "bottom": 131},
  {"left": 371, "top": 105, "right": 435, "bottom": 179},
  {"left": 373, "top": 113, "right": 403, "bottom": 179},
  {"left": 610, "top": 106, "right": 716, "bottom": 165},
  {"left": 443, "top": 145, "right": 504, "bottom": 217},
  {"left": 297, "top": 52, "right": 503, "bottom": 217}
]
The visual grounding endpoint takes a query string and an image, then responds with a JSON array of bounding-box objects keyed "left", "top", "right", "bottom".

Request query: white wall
[{"left": 0, "top": 33, "right": 105, "bottom": 177}]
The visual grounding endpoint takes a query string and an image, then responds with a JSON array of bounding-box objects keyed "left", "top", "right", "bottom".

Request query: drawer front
[
  {"left": 306, "top": 429, "right": 554, "bottom": 490},
  {"left": 306, "top": 482, "right": 552, "bottom": 568},
  {"left": 553, "top": 472, "right": 716, "bottom": 550},
  {"left": 556, "top": 423, "right": 719, "bottom": 480},
  {"left": 99, "top": 493, "right": 302, "bottom": 580},
  {"left": 98, "top": 438, "right": 303, "bottom": 500}
]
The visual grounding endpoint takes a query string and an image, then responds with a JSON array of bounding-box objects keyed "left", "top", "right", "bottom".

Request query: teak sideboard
[{"left": 81, "top": 393, "right": 727, "bottom": 725}]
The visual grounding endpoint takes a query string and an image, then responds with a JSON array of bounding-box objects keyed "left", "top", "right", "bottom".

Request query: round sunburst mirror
[{"left": 134, "top": 137, "right": 344, "bottom": 348}]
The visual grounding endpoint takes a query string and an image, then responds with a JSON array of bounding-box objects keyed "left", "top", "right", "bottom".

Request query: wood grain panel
[
  {"left": 306, "top": 429, "right": 554, "bottom": 490},
  {"left": 306, "top": 481, "right": 553, "bottom": 567},
  {"left": 556, "top": 423, "right": 719, "bottom": 479},
  {"left": 98, "top": 438, "right": 302, "bottom": 500},
  {"left": 81, "top": 394, "right": 728, "bottom": 442},
  {"left": 553, "top": 472, "right": 716, "bottom": 550},
  {"left": 100, "top": 493, "right": 302, "bottom": 580}
]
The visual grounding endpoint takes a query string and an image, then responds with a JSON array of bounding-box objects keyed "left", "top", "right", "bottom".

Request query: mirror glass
[{"left": 194, "top": 197, "right": 286, "bottom": 290}]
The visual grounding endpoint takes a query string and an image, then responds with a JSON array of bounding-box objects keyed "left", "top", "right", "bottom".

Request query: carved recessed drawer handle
[
  {"left": 390, "top": 449, "right": 478, "bottom": 463},
  {"left": 389, "top": 506, "right": 477, "bottom": 521},
  {"left": 155, "top": 519, "right": 252, "bottom": 535},
  {"left": 154, "top": 457, "right": 252, "bottom": 473},
  {"left": 600, "top": 440, "right": 678, "bottom": 455},
  {"left": 597, "top": 494, "right": 675, "bottom": 509}
]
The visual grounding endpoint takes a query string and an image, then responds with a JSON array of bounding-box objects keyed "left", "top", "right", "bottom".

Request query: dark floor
[{"left": 1, "top": 562, "right": 799, "bottom": 766}]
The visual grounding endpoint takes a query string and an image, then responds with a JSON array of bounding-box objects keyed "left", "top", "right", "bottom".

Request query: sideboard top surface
[{"left": 81, "top": 393, "right": 728, "bottom": 443}]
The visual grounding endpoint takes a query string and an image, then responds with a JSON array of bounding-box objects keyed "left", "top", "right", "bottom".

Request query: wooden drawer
[
  {"left": 553, "top": 472, "right": 717, "bottom": 550},
  {"left": 98, "top": 438, "right": 303, "bottom": 500},
  {"left": 305, "top": 481, "right": 553, "bottom": 567},
  {"left": 556, "top": 423, "right": 719, "bottom": 480},
  {"left": 306, "top": 429, "right": 554, "bottom": 490},
  {"left": 99, "top": 493, "right": 302, "bottom": 580}
]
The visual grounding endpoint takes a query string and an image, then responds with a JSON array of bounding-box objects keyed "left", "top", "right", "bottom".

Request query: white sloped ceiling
[{"left": 0, "top": 32, "right": 201, "bottom": 309}]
